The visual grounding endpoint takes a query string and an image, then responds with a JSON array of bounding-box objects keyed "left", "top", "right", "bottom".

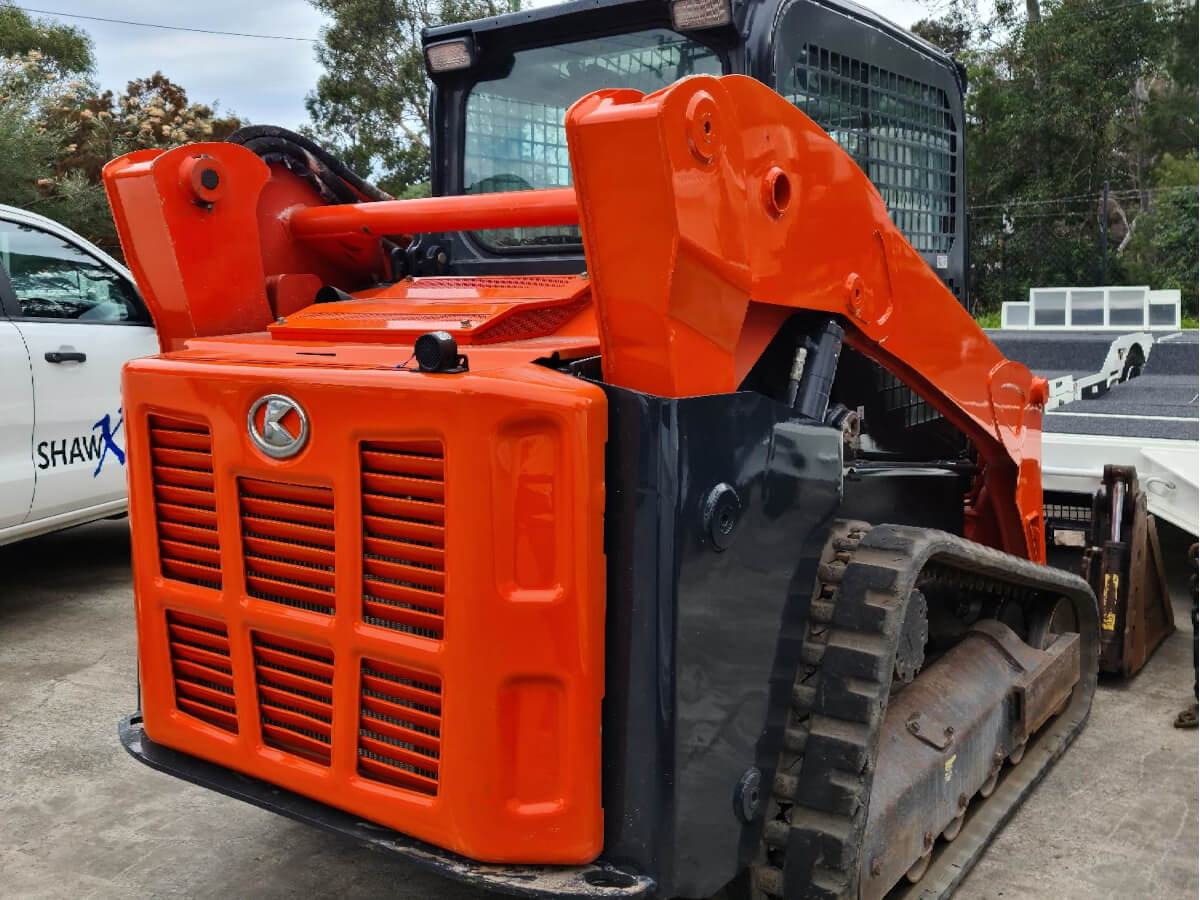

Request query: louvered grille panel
[
  {"left": 239, "top": 478, "right": 336, "bottom": 614},
  {"left": 360, "top": 441, "right": 445, "bottom": 640},
  {"left": 411, "top": 275, "right": 575, "bottom": 290},
  {"left": 150, "top": 415, "right": 220, "bottom": 589},
  {"left": 167, "top": 610, "right": 237, "bottom": 732},
  {"left": 252, "top": 632, "right": 334, "bottom": 765},
  {"left": 358, "top": 658, "right": 441, "bottom": 795}
]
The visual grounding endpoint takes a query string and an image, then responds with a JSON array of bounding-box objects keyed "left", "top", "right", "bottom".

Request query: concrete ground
[{"left": 1, "top": 520, "right": 1196, "bottom": 900}]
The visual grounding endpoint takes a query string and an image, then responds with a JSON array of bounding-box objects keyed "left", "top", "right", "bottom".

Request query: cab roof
[{"left": 422, "top": 0, "right": 956, "bottom": 71}]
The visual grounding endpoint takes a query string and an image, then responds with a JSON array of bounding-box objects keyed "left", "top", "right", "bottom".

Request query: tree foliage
[
  {"left": 0, "top": 93, "right": 56, "bottom": 210},
  {"left": 911, "top": 15, "right": 973, "bottom": 57},
  {"left": 44, "top": 72, "right": 242, "bottom": 187},
  {"left": 0, "top": 4, "right": 91, "bottom": 75},
  {"left": 1124, "top": 153, "right": 1199, "bottom": 305},
  {"left": 305, "top": 0, "right": 520, "bottom": 195},
  {"left": 0, "top": 3, "right": 241, "bottom": 257},
  {"left": 915, "top": 0, "right": 1198, "bottom": 315}
]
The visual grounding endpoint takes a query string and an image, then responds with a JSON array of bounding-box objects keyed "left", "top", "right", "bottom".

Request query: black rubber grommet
[{"left": 704, "top": 482, "right": 742, "bottom": 551}]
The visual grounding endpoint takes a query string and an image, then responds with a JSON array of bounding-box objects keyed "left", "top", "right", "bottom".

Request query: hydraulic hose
[{"left": 226, "top": 125, "right": 393, "bottom": 205}]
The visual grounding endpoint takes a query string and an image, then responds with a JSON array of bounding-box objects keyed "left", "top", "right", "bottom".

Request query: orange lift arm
[{"left": 561, "top": 76, "right": 1048, "bottom": 561}]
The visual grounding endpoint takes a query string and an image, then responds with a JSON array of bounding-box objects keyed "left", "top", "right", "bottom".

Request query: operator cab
[{"left": 421, "top": 0, "right": 969, "bottom": 305}]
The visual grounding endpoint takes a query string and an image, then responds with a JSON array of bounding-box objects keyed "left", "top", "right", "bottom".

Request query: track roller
[{"left": 941, "top": 813, "right": 963, "bottom": 842}]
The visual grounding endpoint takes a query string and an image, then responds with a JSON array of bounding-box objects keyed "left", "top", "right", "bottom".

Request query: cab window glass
[
  {"left": 464, "top": 30, "right": 722, "bottom": 250},
  {"left": 0, "top": 220, "right": 148, "bottom": 323}
]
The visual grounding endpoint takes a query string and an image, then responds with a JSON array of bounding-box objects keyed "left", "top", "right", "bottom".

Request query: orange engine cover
[{"left": 124, "top": 350, "right": 607, "bottom": 863}]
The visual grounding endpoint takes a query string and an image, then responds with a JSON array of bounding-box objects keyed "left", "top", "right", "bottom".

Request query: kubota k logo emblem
[{"left": 248, "top": 394, "right": 309, "bottom": 459}]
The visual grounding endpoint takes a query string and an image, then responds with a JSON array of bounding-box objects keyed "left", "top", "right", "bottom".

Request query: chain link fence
[{"left": 967, "top": 183, "right": 1199, "bottom": 323}]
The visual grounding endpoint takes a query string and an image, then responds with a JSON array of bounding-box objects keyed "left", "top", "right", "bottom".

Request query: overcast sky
[{"left": 34, "top": 0, "right": 929, "bottom": 131}]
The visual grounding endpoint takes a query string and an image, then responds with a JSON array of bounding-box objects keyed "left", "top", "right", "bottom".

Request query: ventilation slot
[
  {"left": 167, "top": 609, "right": 237, "bottom": 732},
  {"left": 150, "top": 415, "right": 220, "bottom": 589},
  {"left": 473, "top": 298, "right": 589, "bottom": 344},
  {"left": 359, "top": 658, "right": 441, "bottom": 795},
  {"left": 252, "top": 632, "right": 334, "bottom": 765},
  {"left": 239, "top": 478, "right": 335, "bottom": 614},
  {"left": 360, "top": 441, "right": 445, "bottom": 639},
  {"left": 412, "top": 275, "right": 576, "bottom": 290}
]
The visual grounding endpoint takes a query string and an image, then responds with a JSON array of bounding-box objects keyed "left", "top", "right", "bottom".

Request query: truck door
[
  {"left": 0, "top": 218, "right": 158, "bottom": 521},
  {"left": 0, "top": 317, "right": 34, "bottom": 528}
]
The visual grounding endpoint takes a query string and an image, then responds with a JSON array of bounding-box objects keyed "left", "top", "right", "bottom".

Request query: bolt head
[
  {"left": 703, "top": 483, "right": 741, "bottom": 552},
  {"left": 734, "top": 768, "right": 762, "bottom": 824},
  {"left": 685, "top": 90, "right": 721, "bottom": 164}
]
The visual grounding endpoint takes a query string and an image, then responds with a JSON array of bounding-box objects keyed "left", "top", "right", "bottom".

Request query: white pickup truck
[{"left": 0, "top": 204, "right": 157, "bottom": 546}]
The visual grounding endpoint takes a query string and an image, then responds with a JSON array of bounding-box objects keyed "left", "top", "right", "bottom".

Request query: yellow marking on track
[
  {"left": 1103, "top": 573, "right": 1120, "bottom": 601},
  {"left": 944, "top": 754, "right": 957, "bottom": 782}
]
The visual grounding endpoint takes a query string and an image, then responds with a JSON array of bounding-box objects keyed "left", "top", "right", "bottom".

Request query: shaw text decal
[{"left": 37, "top": 409, "right": 126, "bottom": 476}]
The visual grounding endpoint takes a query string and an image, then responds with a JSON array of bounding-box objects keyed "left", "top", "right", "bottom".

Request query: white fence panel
[{"left": 1001, "top": 286, "right": 1180, "bottom": 330}]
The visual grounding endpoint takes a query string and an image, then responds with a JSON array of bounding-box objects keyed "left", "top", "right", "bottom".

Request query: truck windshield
[{"left": 464, "top": 29, "right": 722, "bottom": 250}]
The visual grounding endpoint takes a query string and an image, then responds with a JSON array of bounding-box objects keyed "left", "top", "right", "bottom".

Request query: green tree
[
  {"left": 28, "top": 72, "right": 243, "bottom": 254},
  {"left": 0, "top": 4, "right": 111, "bottom": 247},
  {"left": 1124, "top": 153, "right": 1199, "bottom": 314},
  {"left": 306, "top": 0, "right": 520, "bottom": 195},
  {"left": 0, "top": 2, "right": 93, "bottom": 127},
  {"left": 43, "top": 72, "right": 242, "bottom": 186},
  {"left": 0, "top": 2, "right": 95, "bottom": 230},
  {"left": 917, "top": 0, "right": 1197, "bottom": 316},
  {"left": 0, "top": 90, "right": 55, "bottom": 210},
  {"left": 0, "top": 3, "right": 243, "bottom": 256},
  {"left": 0, "top": 3, "right": 91, "bottom": 75},
  {"left": 1133, "top": 1, "right": 1198, "bottom": 197},
  {"left": 911, "top": 14, "right": 973, "bottom": 57}
]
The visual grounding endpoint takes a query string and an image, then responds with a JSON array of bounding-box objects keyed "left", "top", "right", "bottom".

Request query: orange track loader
[{"left": 105, "top": 9, "right": 1100, "bottom": 899}]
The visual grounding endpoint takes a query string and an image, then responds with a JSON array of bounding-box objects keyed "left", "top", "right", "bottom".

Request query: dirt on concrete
[{"left": 0, "top": 519, "right": 1196, "bottom": 900}]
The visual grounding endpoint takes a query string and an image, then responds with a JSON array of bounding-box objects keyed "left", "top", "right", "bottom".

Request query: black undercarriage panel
[{"left": 598, "top": 386, "right": 843, "bottom": 897}]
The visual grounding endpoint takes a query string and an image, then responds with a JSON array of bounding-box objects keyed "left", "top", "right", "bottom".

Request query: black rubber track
[{"left": 753, "top": 524, "right": 1100, "bottom": 900}]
